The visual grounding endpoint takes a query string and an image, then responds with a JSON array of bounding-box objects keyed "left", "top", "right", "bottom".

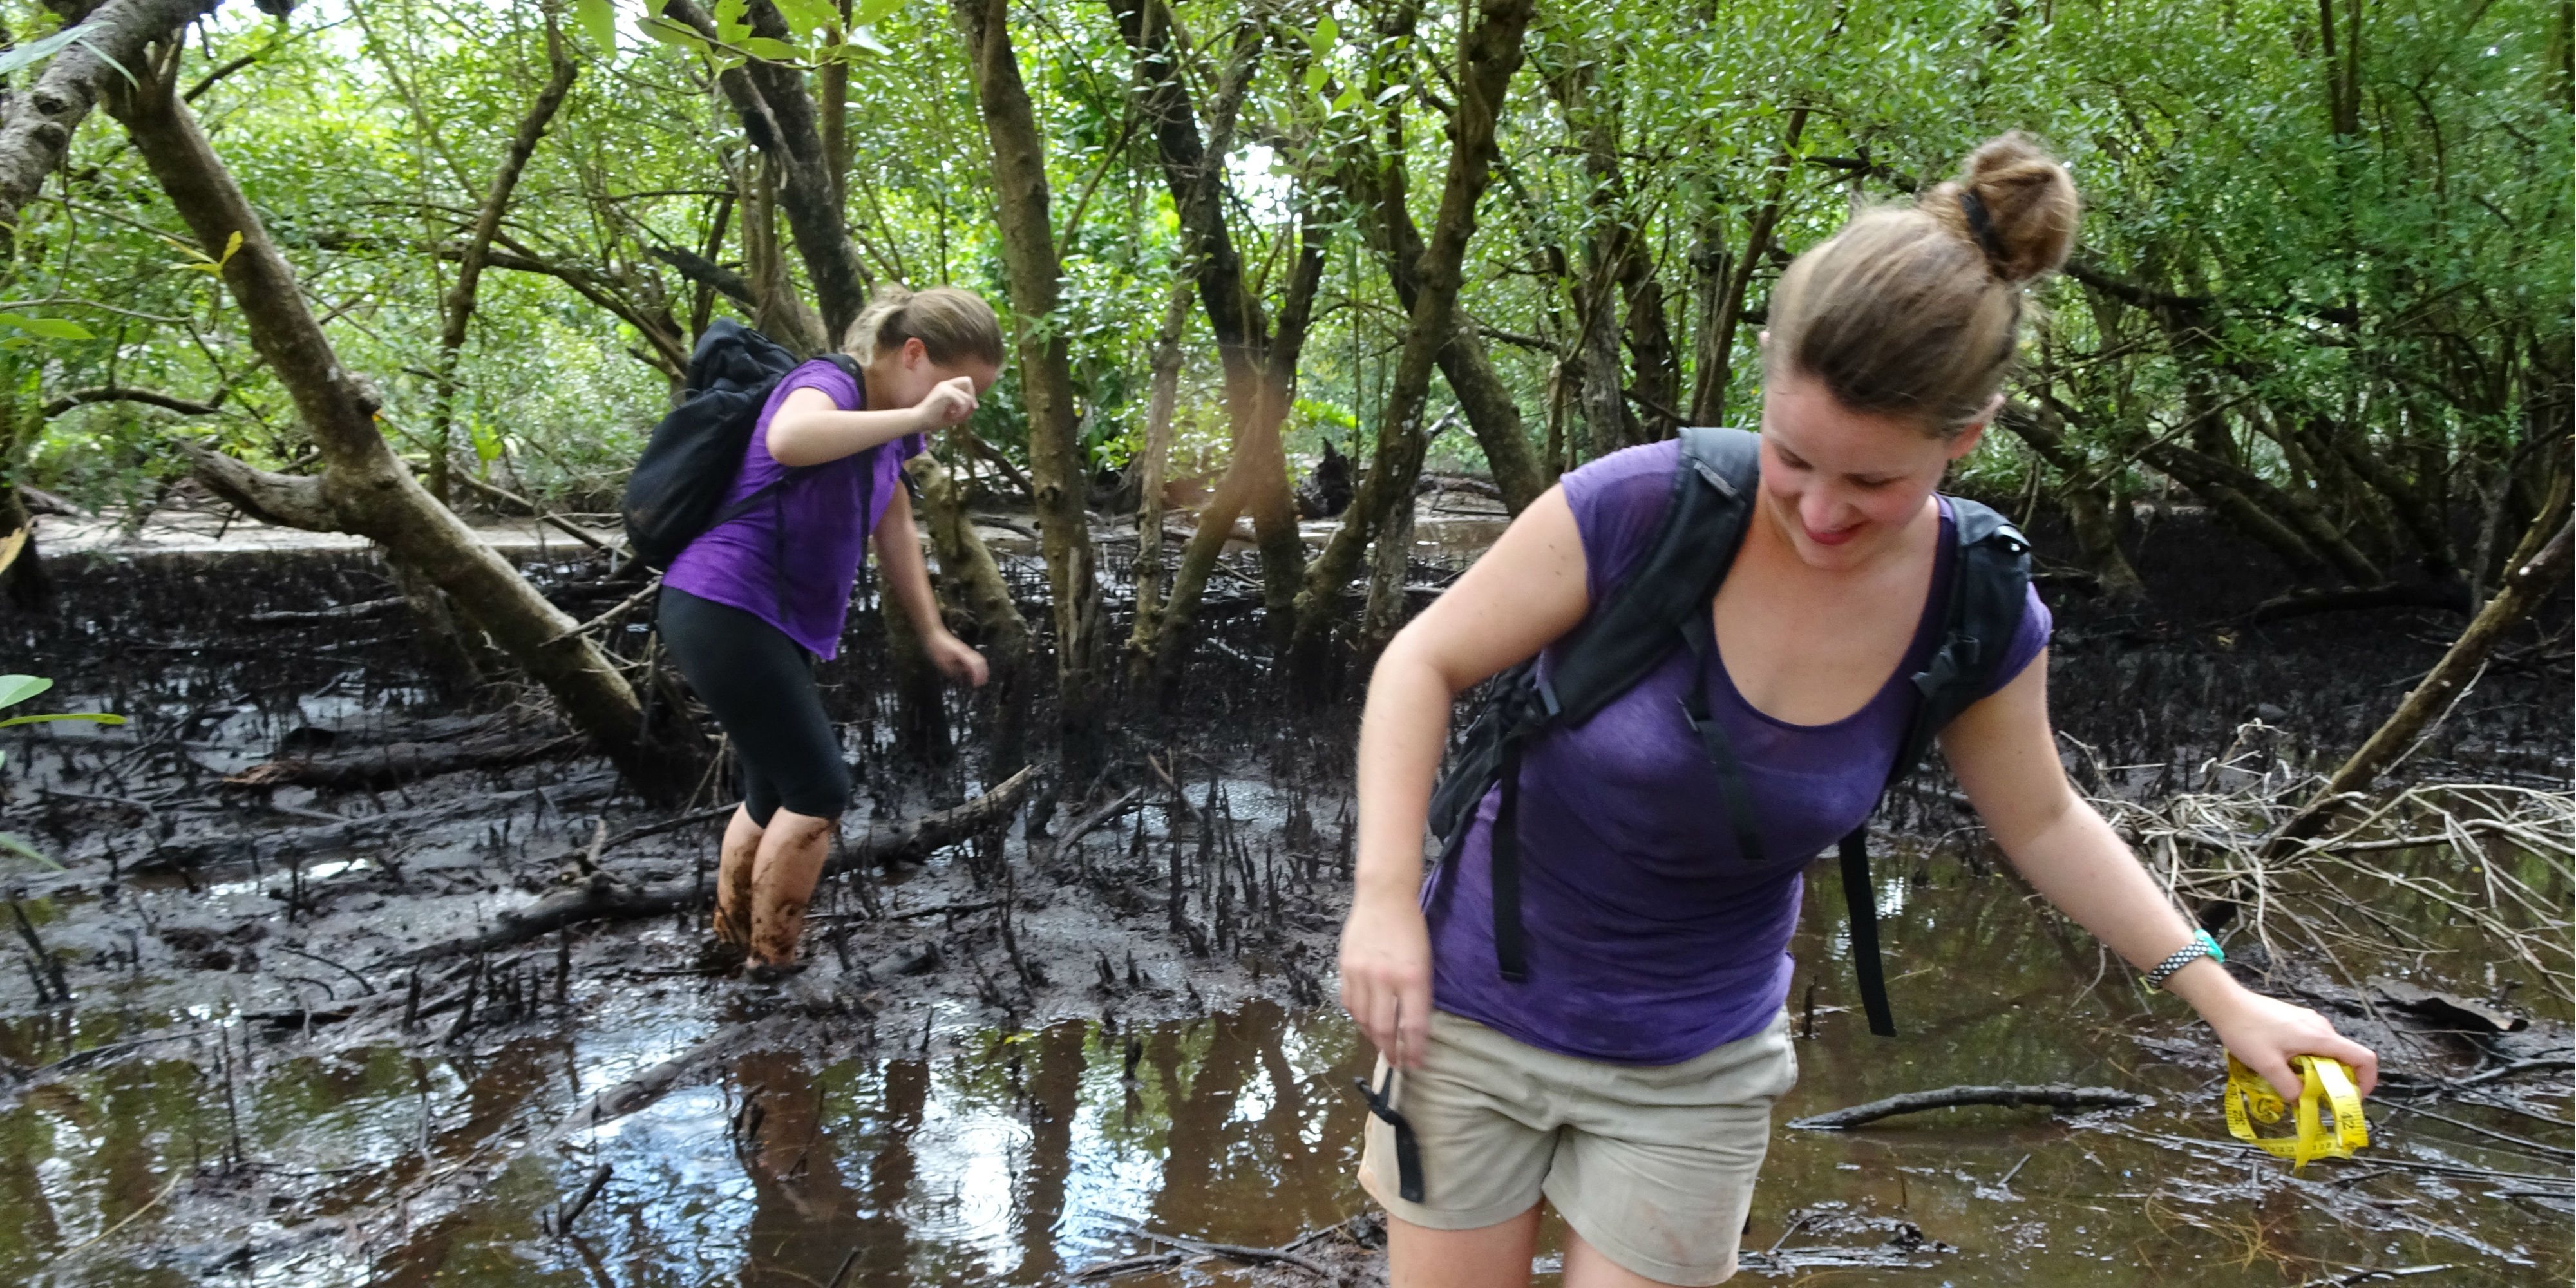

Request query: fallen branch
[
  {"left": 544, "top": 575, "right": 662, "bottom": 649},
  {"left": 1073, "top": 1253, "right": 1188, "bottom": 1282},
  {"left": 1789, "top": 1084, "right": 2154, "bottom": 1130},
  {"left": 2286, "top": 1265, "right": 2456, "bottom": 1288},
  {"left": 453, "top": 471, "right": 611, "bottom": 551},
  {"left": 2253, "top": 493, "right": 2570, "bottom": 862},
  {"left": 1046, "top": 785, "right": 1142, "bottom": 867},
  {"left": 1112, "top": 1222, "right": 1341, "bottom": 1282},
  {"left": 2250, "top": 580, "right": 2472, "bottom": 623},
  {"left": 224, "top": 735, "right": 582, "bottom": 790},
  {"left": 406, "top": 768, "right": 1033, "bottom": 960},
  {"left": 242, "top": 596, "right": 408, "bottom": 625}
]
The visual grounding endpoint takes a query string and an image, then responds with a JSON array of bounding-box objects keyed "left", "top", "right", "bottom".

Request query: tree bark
[
  {"left": 1547, "top": 56, "right": 1641, "bottom": 455},
  {"left": 1622, "top": 249, "right": 1680, "bottom": 440},
  {"left": 1288, "top": 0, "right": 1535, "bottom": 681},
  {"left": 0, "top": 0, "right": 217, "bottom": 254},
  {"left": 907, "top": 451, "right": 1032, "bottom": 770},
  {"left": 1695, "top": 107, "right": 1808, "bottom": 427},
  {"left": 1343, "top": 143, "right": 1542, "bottom": 514},
  {"left": 1357, "top": 483, "right": 1416, "bottom": 665},
  {"left": 660, "top": 0, "right": 871, "bottom": 335},
  {"left": 1124, "top": 278, "right": 1193, "bottom": 679},
  {"left": 876, "top": 582, "right": 955, "bottom": 766},
  {"left": 1106, "top": 0, "right": 1318, "bottom": 678},
  {"left": 426, "top": 23, "right": 576, "bottom": 505},
  {"left": 949, "top": 0, "right": 1104, "bottom": 777},
  {"left": 2290, "top": 484, "right": 2570, "bottom": 819},
  {"left": 2200, "top": 477, "right": 2573, "bottom": 933},
  {"left": 104, "top": 49, "right": 697, "bottom": 800},
  {"left": 741, "top": 154, "right": 830, "bottom": 355},
  {"left": 1996, "top": 401, "right": 2146, "bottom": 603}
]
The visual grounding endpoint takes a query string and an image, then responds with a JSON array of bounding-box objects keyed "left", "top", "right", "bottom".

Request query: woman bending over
[
  {"left": 659, "top": 286, "right": 996, "bottom": 980},
  {"left": 1336, "top": 135, "right": 2377, "bottom": 1287}
]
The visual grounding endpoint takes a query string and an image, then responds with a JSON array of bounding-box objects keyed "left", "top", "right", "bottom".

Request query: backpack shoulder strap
[
  {"left": 1543, "top": 427, "right": 1761, "bottom": 728},
  {"left": 1889, "top": 495, "right": 2034, "bottom": 783},
  {"left": 1840, "top": 497, "right": 2032, "bottom": 1041}
]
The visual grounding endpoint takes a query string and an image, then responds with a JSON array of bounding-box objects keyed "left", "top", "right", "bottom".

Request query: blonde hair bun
[
  {"left": 1763, "top": 130, "right": 2082, "bottom": 435},
  {"left": 1928, "top": 131, "right": 2078, "bottom": 285}
]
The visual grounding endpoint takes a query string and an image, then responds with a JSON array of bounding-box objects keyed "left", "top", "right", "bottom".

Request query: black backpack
[
  {"left": 1425, "top": 425, "right": 2032, "bottom": 1036},
  {"left": 620, "top": 320, "right": 866, "bottom": 574}
]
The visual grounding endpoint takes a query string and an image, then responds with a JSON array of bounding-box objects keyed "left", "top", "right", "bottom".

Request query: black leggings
[{"left": 656, "top": 587, "right": 851, "bottom": 826}]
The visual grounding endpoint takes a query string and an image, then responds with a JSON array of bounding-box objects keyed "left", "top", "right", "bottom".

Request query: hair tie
[{"left": 1958, "top": 189, "right": 2011, "bottom": 274}]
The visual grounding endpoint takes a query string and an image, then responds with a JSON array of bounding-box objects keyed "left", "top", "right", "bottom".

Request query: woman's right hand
[
  {"left": 914, "top": 375, "right": 979, "bottom": 431},
  {"left": 1339, "top": 887, "right": 1434, "bottom": 1069}
]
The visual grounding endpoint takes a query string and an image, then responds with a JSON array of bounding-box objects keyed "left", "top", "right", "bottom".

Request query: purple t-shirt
[
  {"left": 1424, "top": 440, "right": 2052, "bottom": 1065},
  {"left": 662, "top": 360, "right": 922, "bottom": 659}
]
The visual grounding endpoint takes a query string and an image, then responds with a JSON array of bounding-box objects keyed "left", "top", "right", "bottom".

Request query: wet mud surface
[{"left": 1, "top": 515, "right": 2569, "bottom": 1285}]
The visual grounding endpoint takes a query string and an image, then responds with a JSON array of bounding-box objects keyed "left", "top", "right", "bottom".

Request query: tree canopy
[{"left": 3, "top": 0, "right": 2567, "bottom": 699}]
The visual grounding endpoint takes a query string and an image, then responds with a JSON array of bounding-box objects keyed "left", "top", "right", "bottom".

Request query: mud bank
[{"left": 0, "top": 511, "right": 2568, "bottom": 1285}]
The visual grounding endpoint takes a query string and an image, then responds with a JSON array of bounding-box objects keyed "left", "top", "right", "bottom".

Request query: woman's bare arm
[
  {"left": 768, "top": 377, "right": 976, "bottom": 467},
  {"left": 872, "top": 484, "right": 986, "bottom": 685},
  {"left": 1341, "top": 486, "right": 1592, "bottom": 1066},
  {"left": 1942, "top": 653, "right": 2378, "bottom": 1099}
]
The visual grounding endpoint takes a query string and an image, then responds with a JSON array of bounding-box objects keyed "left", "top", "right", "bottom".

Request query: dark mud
[{"left": 1, "top": 509, "right": 2569, "bottom": 1285}]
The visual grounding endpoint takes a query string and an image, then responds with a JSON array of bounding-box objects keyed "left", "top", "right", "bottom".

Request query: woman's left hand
[
  {"left": 2195, "top": 980, "right": 2380, "bottom": 1102},
  {"left": 924, "top": 630, "right": 989, "bottom": 687}
]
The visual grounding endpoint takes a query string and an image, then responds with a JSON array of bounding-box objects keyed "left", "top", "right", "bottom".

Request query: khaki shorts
[{"left": 1359, "top": 1009, "right": 1796, "bottom": 1286}]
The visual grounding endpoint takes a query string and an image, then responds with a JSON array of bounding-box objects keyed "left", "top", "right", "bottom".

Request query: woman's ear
[
  {"left": 902, "top": 336, "right": 929, "bottom": 369},
  {"left": 1948, "top": 393, "right": 2002, "bottom": 462}
]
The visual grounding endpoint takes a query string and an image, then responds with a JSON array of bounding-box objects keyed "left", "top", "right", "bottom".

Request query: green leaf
[
  {"left": 841, "top": 26, "right": 889, "bottom": 55},
  {"left": 0, "top": 712, "right": 126, "bottom": 729},
  {"left": 855, "top": 0, "right": 904, "bottom": 24},
  {"left": 576, "top": 0, "right": 618, "bottom": 53},
  {"left": 739, "top": 35, "right": 800, "bottom": 62},
  {"left": 0, "top": 675, "right": 49, "bottom": 709},
  {"left": 0, "top": 314, "right": 92, "bottom": 340},
  {"left": 1303, "top": 62, "right": 1328, "bottom": 93},
  {"left": 771, "top": 0, "right": 838, "bottom": 37},
  {"left": 1311, "top": 14, "right": 1338, "bottom": 53},
  {"left": 712, "top": 0, "right": 751, "bottom": 41},
  {"left": 1332, "top": 83, "right": 1360, "bottom": 113},
  {"left": 639, "top": 15, "right": 708, "bottom": 50},
  {"left": 0, "top": 26, "right": 84, "bottom": 79},
  {"left": 0, "top": 833, "right": 64, "bottom": 872}
]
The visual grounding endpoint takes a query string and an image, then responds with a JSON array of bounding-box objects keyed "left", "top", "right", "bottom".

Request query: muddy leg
[
  {"left": 748, "top": 809, "right": 834, "bottom": 968},
  {"left": 715, "top": 806, "right": 763, "bottom": 952}
]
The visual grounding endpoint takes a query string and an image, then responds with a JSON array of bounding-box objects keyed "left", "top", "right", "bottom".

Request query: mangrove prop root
[{"left": 1789, "top": 1083, "right": 2155, "bottom": 1130}]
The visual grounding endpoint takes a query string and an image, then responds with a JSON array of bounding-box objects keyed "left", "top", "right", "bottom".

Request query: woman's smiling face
[{"left": 1754, "top": 366, "right": 1987, "bottom": 570}]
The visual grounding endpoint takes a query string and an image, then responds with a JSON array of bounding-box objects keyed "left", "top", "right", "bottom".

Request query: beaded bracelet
[{"left": 2143, "top": 930, "right": 2226, "bottom": 992}]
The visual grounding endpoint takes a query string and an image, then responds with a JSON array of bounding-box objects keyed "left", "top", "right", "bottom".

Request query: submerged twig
[{"left": 1790, "top": 1084, "right": 2154, "bottom": 1130}]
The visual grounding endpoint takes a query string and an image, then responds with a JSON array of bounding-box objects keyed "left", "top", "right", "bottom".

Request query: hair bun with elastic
[{"left": 1932, "top": 131, "right": 2078, "bottom": 284}]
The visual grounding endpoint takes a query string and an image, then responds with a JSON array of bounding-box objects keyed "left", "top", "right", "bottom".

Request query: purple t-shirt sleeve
[
  {"left": 1559, "top": 440, "right": 1683, "bottom": 606},
  {"left": 775, "top": 361, "right": 860, "bottom": 419},
  {"left": 1978, "top": 583, "right": 2052, "bottom": 699}
]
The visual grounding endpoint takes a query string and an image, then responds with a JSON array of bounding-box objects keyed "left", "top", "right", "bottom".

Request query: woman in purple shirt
[
  {"left": 659, "top": 287, "right": 996, "bottom": 979},
  {"left": 1336, "top": 136, "right": 2378, "bottom": 1285}
]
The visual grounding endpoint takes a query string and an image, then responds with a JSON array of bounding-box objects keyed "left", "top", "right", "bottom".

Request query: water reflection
[
  {"left": 685, "top": 1005, "right": 1374, "bottom": 1287},
  {"left": 4, "top": 848, "right": 2567, "bottom": 1287}
]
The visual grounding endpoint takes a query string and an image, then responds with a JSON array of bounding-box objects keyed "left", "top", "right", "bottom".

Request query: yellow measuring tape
[{"left": 2224, "top": 1054, "right": 2369, "bottom": 1170}]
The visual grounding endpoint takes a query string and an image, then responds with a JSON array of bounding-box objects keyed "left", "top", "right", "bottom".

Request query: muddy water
[
  {"left": 5, "top": 532, "right": 2568, "bottom": 1286},
  {"left": 8, "top": 842, "right": 2566, "bottom": 1287}
]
